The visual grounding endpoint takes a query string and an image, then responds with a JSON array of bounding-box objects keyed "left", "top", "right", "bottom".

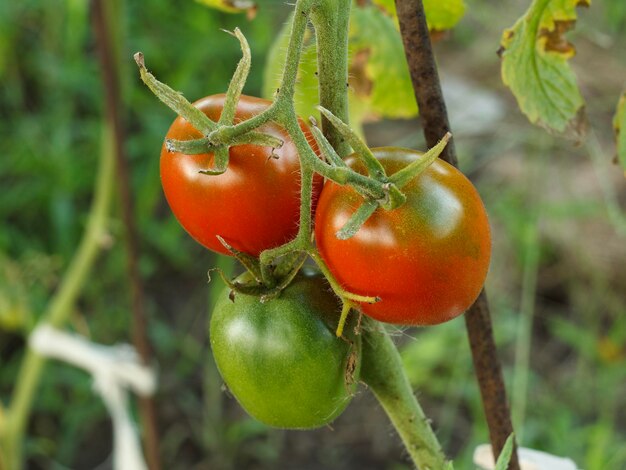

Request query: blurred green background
[{"left": 1, "top": 0, "right": 625, "bottom": 469}]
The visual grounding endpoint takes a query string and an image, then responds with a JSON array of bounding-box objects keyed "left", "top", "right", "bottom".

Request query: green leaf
[
  {"left": 494, "top": 434, "right": 515, "bottom": 470},
  {"left": 499, "top": 0, "right": 590, "bottom": 137},
  {"left": 613, "top": 91, "right": 626, "bottom": 173},
  {"left": 422, "top": 0, "right": 466, "bottom": 31},
  {"left": 350, "top": 6, "right": 418, "bottom": 119},
  {"left": 371, "top": 0, "right": 395, "bottom": 17},
  {"left": 194, "top": 0, "right": 256, "bottom": 16},
  {"left": 371, "top": 0, "right": 466, "bottom": 31}
]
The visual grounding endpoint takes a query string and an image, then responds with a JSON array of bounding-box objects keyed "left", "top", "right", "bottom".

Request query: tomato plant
[
  {"left": 161, "top": 94, "right": 322, "bottom": 256},
  {"left": 315, "top": 147, "right": 492, "bottom": 326},
  {"left": 209, "top": 269, "right": 360, "bottom": 429}
]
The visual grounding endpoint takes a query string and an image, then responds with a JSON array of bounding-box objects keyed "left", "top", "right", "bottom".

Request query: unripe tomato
[
  {"left": 210, "top": 269, "right": 360, "bottom": 429},
  {"left": 161, "top": 94, "right": 322, "bottom": 256},
  {"left": 314, "top": 148, "right": 491, "bottom": 326}
]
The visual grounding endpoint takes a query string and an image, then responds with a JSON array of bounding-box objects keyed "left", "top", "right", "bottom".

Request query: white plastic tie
[
  {"left": 30, "top": 325, "right": 157, "bottom": 470},
  {"left": 474, "top": 444, "right": 579, "bottom": 470}
]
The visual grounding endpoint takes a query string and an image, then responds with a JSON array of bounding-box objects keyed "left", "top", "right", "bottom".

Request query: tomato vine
[{"left": 133, "top": 0, "right": 482, "bottom": 469}]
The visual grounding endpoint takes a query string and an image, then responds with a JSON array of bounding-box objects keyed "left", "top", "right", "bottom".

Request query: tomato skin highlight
[
  {"left": 209, "top": 270, "right": 360, "bottom": 429},
  {"left": 314, "top": 147, "right": 492, "bottom": 326},
  {"left": 161, "top": 94, "right": 321, "bottom": 257}
]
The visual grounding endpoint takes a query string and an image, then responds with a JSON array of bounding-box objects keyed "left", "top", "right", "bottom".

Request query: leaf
[
  {"left": 613, "top": 91, "right": 626, "bottom": 173},
  {"left": 371, "top": 0, "right": 466, "bottom": 31},
  {"left": 422, "top": 0, "right": 466, "bottom": 31},
  {"left": 494, "top": 434, "right": 515, "bottom": 470},
  {"left": 350, "top": 6, "right": 418, "bottom": 119},
  {"left": 499, "top": 0, "right": 590, "bottom": 137},
  {"left": 371, "top": 0, "right": 395, "bottom": 17},
  {"left": 194, "top": 0, "right": 257, "bottom": 18}
]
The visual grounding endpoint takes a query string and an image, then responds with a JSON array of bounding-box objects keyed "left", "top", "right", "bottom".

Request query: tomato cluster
[{"left": 161, "top": 95, "right": 491, "bottom": 429}]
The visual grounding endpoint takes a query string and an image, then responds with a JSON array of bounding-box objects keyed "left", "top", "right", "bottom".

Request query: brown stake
[
  {"left": 91, "top": 1, "right": 162, "bottom": 469},
  {"left": 394, "top": 0, "right": 520, "bottom": 468}
]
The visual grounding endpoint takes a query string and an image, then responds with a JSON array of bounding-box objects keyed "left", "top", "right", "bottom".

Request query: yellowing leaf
[
  {"left": 422, "top": 0, "right": 466, "bottom": 31},
  {"left": 500, "top": 0, "right": 590, "bottom": 136},
  {"left": 614, "top": 91, "right": 626, "bottom": 173},
  {"left": 371, "top": 0, "right": 466, "bottom": 31},
  {"left": 194, "top": 0, "right": 256, "bottom": 18}
]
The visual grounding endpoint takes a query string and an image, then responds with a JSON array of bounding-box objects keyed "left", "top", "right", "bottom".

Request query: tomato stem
[
  {"left": 165, "top": 136, "right": 210, "bottom": 154},
  {"left": 335, "top": 301, "right": 353, "bottom": 337},
  {"left": 209, "top": 108, "right": 277, "bottom": 143},
  {"left": 310, "top": 0, "right": 352, "bottom": 157},
  {"left": 307, "top": 250, "right": 378, "bottom": 304},
  {"left": 335, "top": 200, "right": 378, "bottom": 240},
  {"left": 219, "top": 28, "right": 251, "bottom": 126},
  {"left": 389, "top": 132, "right": 451, "bottom": 189},
  {"left": 134, "top": 52, "right": 217, "bottom": 134},
  {"left": 308, "top": 119, "right": 348, "bottom": 169},
  {"left": 361, "top": 318, "right": 451, "bottom": 469},
  {"left": 275, "top": 0, "right": 318, "bottom": 103},
  {"left": 317, "top": 106, "right": 387, "bottom": 180}
]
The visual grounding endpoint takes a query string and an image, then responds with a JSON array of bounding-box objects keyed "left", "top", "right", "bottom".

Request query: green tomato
[{"left": 210, "top": 269, "right": 360, "bottom": 429}]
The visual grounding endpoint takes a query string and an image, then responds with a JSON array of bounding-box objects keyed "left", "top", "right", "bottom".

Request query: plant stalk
[
  {"left": 91, "top": 0, "right": 161, "bottom": 468},
  {"left": 1, "top": 122, "right": 116, "bottom": 470},
  {"left": 394, "top": 0, "right": 519, "bottom": 467},
  {"left": 311, "top": 0, "right": 352, "bottom": 157},
  {"left": 361, "top": 320, "right": 450, "bottom": 469},
  {"left": 310, "top": 2, "right": 450, "bottom": 468}
]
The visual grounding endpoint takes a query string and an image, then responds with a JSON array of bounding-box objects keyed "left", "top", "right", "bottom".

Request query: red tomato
[
  {"left": 314, "top": 147, "right": 491, "bottom": 326},
  {"left": 161, "top": 94, "right": 321, "bottom": 256}
]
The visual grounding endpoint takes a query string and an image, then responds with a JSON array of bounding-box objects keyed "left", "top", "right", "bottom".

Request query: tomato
[
  {"left": 210, "top": 269, "right": 360, "bottom": 429},
  {"left": 161, "top": 94, "right": 322, "bottom": 256},
  {"left": 314, "top": 147, "right": 491, "bottom": 326}
]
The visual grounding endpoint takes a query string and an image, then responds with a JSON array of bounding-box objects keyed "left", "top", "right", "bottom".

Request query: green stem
[
  {"left": 209, "top": 109, "right": 277, "bottom": 144},
  {"left": 336, "top": 200, "right": 378, "bottom": 240},
  {"left": 318, "top": 106, "right": 385, "bottom": 179},
  {"left": 307, "top": 250, "right": 377, "bottom": 304},
  {"left": 218, "top": 28, "right": 251, "bottom": 126},
  {"left": 276, "top": 0, "right": 318, "bottom": 103},
  {"left": 389, "top": 132, "right": 451, "bottom": 188},
  {"left": 311, "top": 0, "right": 352, "bottom": 157},
  {"left": 1, "top": 123, "right": 116, "bottom": 469},
  {"left": 309, "top": 122, "right": 348, "bottom": 168},
  {"left": 512, "top": 218, "right": 539, "bottom": 443},
  {"left": 134, "top": 52, "right": 216, "bottom": 134},
  {"left": 361, "top": 319, "right": 451, "bottom": 470}
]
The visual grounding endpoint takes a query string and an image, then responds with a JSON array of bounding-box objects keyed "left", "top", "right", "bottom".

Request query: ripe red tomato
[
  {"left": 161, "top": 94, "right": 321, "bottom": 256},
  {"left": 314, "top": 147, "right": 491, "bottom": 326}
]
